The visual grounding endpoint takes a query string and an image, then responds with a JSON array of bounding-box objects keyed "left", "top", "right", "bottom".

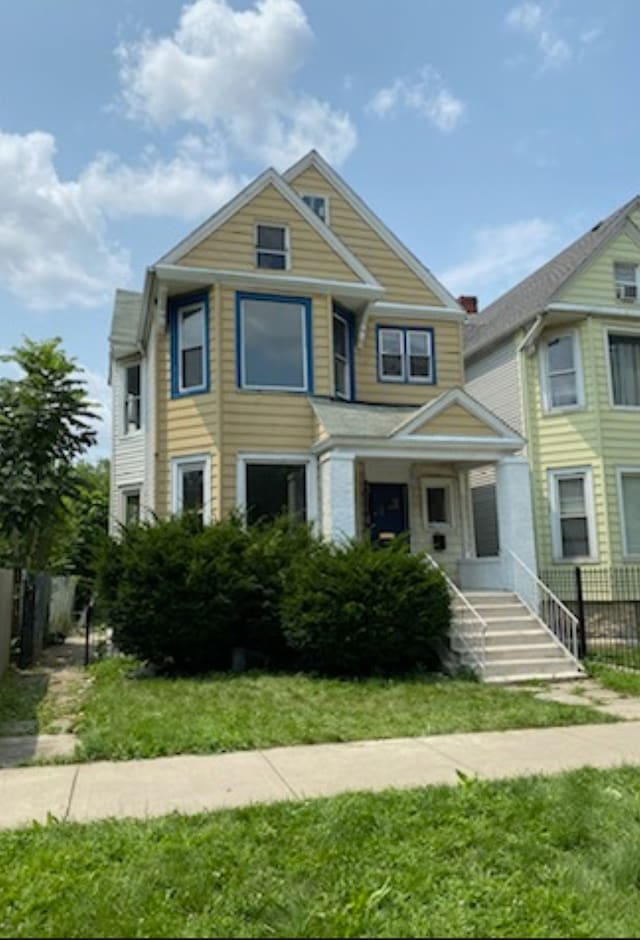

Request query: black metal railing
[{"left": 541, "top": 567, "right": 640, "bottom": 669}]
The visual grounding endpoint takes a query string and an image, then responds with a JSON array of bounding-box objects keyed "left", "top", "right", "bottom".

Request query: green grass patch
[
  {"left": 587, "top": 660, "right": 640, "bottom": 696},
  {"left": 0, "top": 670, "right": 48, "bottom": 729},
  {"left": 3, "top": 766, "right": 640, "bottom": 937},
  {"left": 74, "top": 657, "right": 614, "bottom": 762}
]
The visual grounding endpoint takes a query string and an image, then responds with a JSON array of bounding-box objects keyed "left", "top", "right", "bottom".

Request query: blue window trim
[
  {"left": 332, "top": 302, "right": 356, "bottom": 401},
  {"left": 236, "top": 291, "right": 314, "bottom": 394},
  {"left": 376, "top": 325, "right": 436, "bottom": 386},
  {"left": 170, "top": 291, "right": 211, "bottom": 399}
]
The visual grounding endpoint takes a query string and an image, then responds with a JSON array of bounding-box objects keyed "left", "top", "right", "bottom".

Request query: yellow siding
[
  {"left": 556, "top": 230, "right": 640, "bottom": 309},
  {"left": 410, "top": 404, "right": 499, "bottom": 438},
  {"left": 179, "top": 183, "right": 358, "bottom": 283},
  {"left": 356, "top": 317, "right": 464, "bottom": 404},
  {"left": 290, "top": 165, "right": 444, "bottom": 305}
]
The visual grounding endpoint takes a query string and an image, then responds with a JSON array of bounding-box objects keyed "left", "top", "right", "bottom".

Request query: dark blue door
[{"left": 368, "top": 483, "right": 408, "bottom": 546}]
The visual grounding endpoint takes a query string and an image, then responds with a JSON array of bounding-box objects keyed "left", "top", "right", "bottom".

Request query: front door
[{"left": 368, "top": 483, "right": 408, "bottom": 546}]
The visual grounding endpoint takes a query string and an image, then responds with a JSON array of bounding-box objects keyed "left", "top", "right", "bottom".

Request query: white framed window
[
  {"left": 407, "top": 330, "right": 434, "bottom": 383},
  {"left": 172, "top": 454, "right": 212, "bottom": 525},
  {"left": 422, "top": 478, "right": 454, "bottom": 528},
  {"left": 175, "top": 301, "right": 207, "bottom": 394},
  {"left": 236, "top": 453, "right": 318, "bottom": 527},
  {"left": 618, "top": 468, "right": 640, "bottom": 559},
  {"left": 378, "top": 328, "right": 405, "bottom": 381},
  {"left": 607, "top": 330, "right": 640, "bottom": 408},
  {"left": 300, "top": 193, "right": 329, "bottom": 224},
  {"left": 549, "top": 467, "right": 597, "bottom": 562},
  {"left": 614, "top": 262, "right": 638, "bottom": 302},
  {"left": 333, "top": 311, "right": 351, "bottom": 400},
  {"left": 121, "top": 487, "right": 141, "bottom": 526},
  {"left": 238, "top": 293, "right": 310, "bottom": 392},
  {"left": 123, "top": 362, "right": 142, "bottom": 433},
  {"left": 541, "top": 331, "right": 583, "bottom": 412},
  {"left": 256, "top": 224, "right": 289, "bottom": 270}
]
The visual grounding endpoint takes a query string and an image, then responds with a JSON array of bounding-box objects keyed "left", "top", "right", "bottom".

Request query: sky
[{"left": 0, "top": 0, "right": 638, "bottom": 456}]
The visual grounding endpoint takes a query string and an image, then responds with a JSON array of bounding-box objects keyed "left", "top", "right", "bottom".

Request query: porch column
[
  {"left": 319, "top": 452, "right": 357, "bottom": 544},
  {"left": 496, "top": 456, "right": 537, "bottom": 584},
  {"left": 457, "top": 469, "right": 475, "bottom": 559}
]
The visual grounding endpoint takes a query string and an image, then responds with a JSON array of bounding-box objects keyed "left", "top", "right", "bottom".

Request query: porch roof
[{"left": 309, "top": 397, "right": 416, "bottom": 438}]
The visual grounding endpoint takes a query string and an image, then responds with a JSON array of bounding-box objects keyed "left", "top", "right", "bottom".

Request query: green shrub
[{"left": 281, "top": 540, "right": 450, "bottom": 677}]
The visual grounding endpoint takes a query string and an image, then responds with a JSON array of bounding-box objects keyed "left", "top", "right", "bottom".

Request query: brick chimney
[{"left": 457, "top": 295, "right": 478, "bottom": 314}]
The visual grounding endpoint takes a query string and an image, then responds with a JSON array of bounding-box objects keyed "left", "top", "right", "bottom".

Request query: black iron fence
[{"left": 541, "top": 567, "right": 640, "bottom": 669}]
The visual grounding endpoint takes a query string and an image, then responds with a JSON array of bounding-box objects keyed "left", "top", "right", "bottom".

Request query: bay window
[
  {"left": 238, "top": 293, "right": 311, "bottom": 392},
  {"left": 608, "top": 332, "right": 640, "bottom": 407}
]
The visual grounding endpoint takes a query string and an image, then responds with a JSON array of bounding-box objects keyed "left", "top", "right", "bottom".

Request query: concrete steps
[{"left": 453, "top": 590, "right": 584, "bottom": 684}]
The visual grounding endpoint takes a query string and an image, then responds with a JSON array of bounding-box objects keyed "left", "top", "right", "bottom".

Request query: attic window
[
  {"left": 256, "top": 224, "right": 289, "bottom": 270},
  {"left": 301, "top": 194, "right": 328, "bottom": 223},
  {"left": 614, "top": 262, "right": 638, "bottom": 302}
]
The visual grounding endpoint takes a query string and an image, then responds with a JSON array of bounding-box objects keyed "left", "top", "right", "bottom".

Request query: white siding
[
  {"left": 110, "top": 357, "right": 147, "bottom": 533},
  {"left": 465, "top": 338, "right": 523, "bottom": 434}
]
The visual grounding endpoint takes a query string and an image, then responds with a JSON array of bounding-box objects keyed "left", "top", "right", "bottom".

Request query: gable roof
[
  {"left": 156, "top": 166, "right": 381, "bottom": 288},
  {"left": 284, "top": 150, "right": 464, "bottom": 312},
  {"left": 465, "top": 195, "right": 640, "bottom": 360},
  {"left": 110, "top": 289, "right": 143, "bottom": 361},
  {"left": 391, "top": 387, "right": 522, "bottom": 441}
]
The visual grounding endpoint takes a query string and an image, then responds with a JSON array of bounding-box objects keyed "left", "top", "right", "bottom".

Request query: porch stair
[{"left": 453, "top": 591, "right": 585, "bottom": 684}]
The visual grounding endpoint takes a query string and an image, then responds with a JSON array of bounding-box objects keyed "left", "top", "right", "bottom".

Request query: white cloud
[
  {"left": 79, "top": 365, "right": 111, "bottom": 458},
  {"left": 505, "top": 3, "right": 572, "bottom": 71},
  {"left": 366, "top": 66, "right": 465, "bottom": 133},
  {"left": 439, "top": 218, "right": 565, "bottom": 303},
  {"left": 115, "top": 0, "right": 357, "bottom": 168}
]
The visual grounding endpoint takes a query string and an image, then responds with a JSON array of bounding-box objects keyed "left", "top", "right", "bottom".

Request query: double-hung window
[
  {"left": 172, "top": 296, "right": 209, "bottom": 396},
  {"left": 614, "top": 262, "right": 638, "bottom": 302},
  {"left": 542, "top": 333, "right": 581, "bottom": 411},
  {"left": 333, "top": 311, "right": 352, "bottom": 400},
  {"left": 256, "top": 224, "right": 288, "bottom": 270},
  {"left": 238, "top": 293, "right": 311, "bottom": 392},
  {"left": 549, "top": 468, "right": 596, "bottom": 561},
  {"left": 608, "top": 332, "right": 640, "bottom": 408},
  {"left": 123, "top": 363, "right": 141, "bottom": 433},
  {"left": 123, "top": 488, "right": 141, "bottom": 526},
  {"left": 423, "top": 479, "right": 452, "bottom": 528},
  {"left": 619, "top": 469, "right": 640, "bottom": 558},
  {"left": 378, "top": 327, "right": 434, "bottom": 383},
  {"left": 301, "top": 194, "right": 328, "bottom": 223},
  {"left": 172, "top": 455, "right": 211, "bottom": 525}
]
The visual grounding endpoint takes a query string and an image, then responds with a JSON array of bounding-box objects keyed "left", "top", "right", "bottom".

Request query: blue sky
[{"left": 1, "top": 0, "right": 638, "bottom": 454}]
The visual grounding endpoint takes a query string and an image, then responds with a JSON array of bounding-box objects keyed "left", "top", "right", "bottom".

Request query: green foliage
[
  {"left": 0, "top": 338, "right": 98, "bottom": 570},
  {"left": 282, "top": 539, "right": 450, "bottom": 676}
]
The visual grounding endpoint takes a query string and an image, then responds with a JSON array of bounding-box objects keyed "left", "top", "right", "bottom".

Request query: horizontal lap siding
[
  {"left": 290, "top": 166, "right": 443, "bottom": 306},
  {"left": 465, "top": 339, "right": 523, "bottom": 435},
  {"left": 557, "top": 231, "right": 640, "bottom": 309},
  {"left": 357, "top": 318, "right": 463, "bottom": 404},
  {"left": 411, "top": 404, "right": 499, "bottom": 437},
  {"left": 178, "top": 184, "right": 357, "bottom": 282}
]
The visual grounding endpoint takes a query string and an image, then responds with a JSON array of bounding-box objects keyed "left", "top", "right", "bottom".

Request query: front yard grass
[
  {"left": 0, "top": 670, "right": 49, "bottom": 730},
  {"left": 587, "top": 660, "right": 640, "bottom": 696},
  {"left": 3, "top": 766, "right": 640, "bottom": 938},
  {"left": 74, "top": 657, "right": 614, "bottom": 762}
]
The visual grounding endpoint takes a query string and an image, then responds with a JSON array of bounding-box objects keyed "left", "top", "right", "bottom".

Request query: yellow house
[
  {"left": 110, "top": 151, "right": 582, "bottom": 682},
  {"left": 466, "top": 195, "right": 640, "bottom": 592}
]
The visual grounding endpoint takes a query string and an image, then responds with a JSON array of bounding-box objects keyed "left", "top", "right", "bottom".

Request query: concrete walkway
[{"left": 3, "top": 720, "right": 640, "bottom": 831}]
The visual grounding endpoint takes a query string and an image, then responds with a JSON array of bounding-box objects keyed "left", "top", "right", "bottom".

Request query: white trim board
[
  {"left": 390, "top": 386, "right": 524, "bottom": 442},
  {"left": 539, "top": 327, "right": 585, "bottom": 414},
  {"left": 171, "top": 453, "right": 213, "bottom": 525},
  {"left": 283, "top": 150, "right": 463, "bottom": 311},
  {"left": 548, "top": 465, "right": 598, "bottom": 564}
]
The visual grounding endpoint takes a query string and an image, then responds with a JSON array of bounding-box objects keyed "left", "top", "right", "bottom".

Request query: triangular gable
[
  {"left": 392, "top": 388, "right": 523, "bottom": 442},
  {"left": 284, "top": 151, "right": 463, "bottom": 310},
  {"left": 156, "top": 168, "right": 380, "bottom": 287}
]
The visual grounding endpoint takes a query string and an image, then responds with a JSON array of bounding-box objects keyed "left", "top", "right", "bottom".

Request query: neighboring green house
[{"left": 465, "top": 195, "right": 640, "bottom": 576}]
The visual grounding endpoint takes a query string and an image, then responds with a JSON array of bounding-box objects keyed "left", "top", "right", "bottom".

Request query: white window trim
[
  {"left": 540, "top": 330, "right": 584, "bottom": 414},
  {"left": 604, "top": 325, "right": 640, "bottom": 411},
  {"left": 299, "top": 192, "right": 330, "bottom": 225},
  {"left": 239, "top": 296, "right": 309, "bottom": 393},
  {"left": 617, "top": 466, "right": 640, "bottom": 560},
  {"left": 120, "top": 485, "right": 143, "bottom": 526},
  {"left": 255, "top": 222, "right": 290, "bottom": 271},
  {"left": 614, "top": 261, "right": 639, "bottom": 303},
  {"left": 378, "top": 328, "right": 406, "bottom": 382},
  {"left": 548, "top": 466, "right": 598, "bottom": 563},
  {"left": 171, "top": 454, "right": 212, "bottom": 524},
  {"left": 333, "top": 311, "right": 351, "bottom": 401},
  {"left": 122, "top": 359, "right": 143, "bottom": 437},
  {"left": 421, "top": 477, "right": 455, "bottom": 529},
  {"left": 176, "top": 301, "right": 207, "bottom": 395},
  {"left": 236, "top": 453, "right": 318, "bottom": 527},
  {"left": 407, "top": 329, "right": 434, "bottom": 384}
]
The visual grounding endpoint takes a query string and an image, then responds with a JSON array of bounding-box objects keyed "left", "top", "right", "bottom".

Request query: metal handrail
[
  {"left": 505, "top": 549, "right": 580, "bottom": 659},
  {"left": 426, "top": 553, "right": 488, "bottom": 674}
]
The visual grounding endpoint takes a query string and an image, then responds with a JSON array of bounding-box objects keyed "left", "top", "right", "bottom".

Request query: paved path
[{"left": 3, "top": 720, "right": 640, "bottom": 831}]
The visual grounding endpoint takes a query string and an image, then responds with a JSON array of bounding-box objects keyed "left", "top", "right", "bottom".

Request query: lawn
[
  {"left": 587, "top": 661, "right": 640, "bottom": 696},
  {"left": 74, "top": 657, "right": 613, "bottom": 762},
  {"left": 0, "top": 671, "right": 49, "bottom": 729},
  {"left": 3, "top": 766, "right": 640, "bottom": 937}
]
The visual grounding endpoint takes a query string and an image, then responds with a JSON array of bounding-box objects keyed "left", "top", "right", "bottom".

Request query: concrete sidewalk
[{"left": 3, "top": 721, "right": 640, "bottom": 831}]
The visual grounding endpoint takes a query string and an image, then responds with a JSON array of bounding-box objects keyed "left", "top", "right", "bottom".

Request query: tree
[{"left": 0, "top": 338, "right": 98, "bottom": 571}]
